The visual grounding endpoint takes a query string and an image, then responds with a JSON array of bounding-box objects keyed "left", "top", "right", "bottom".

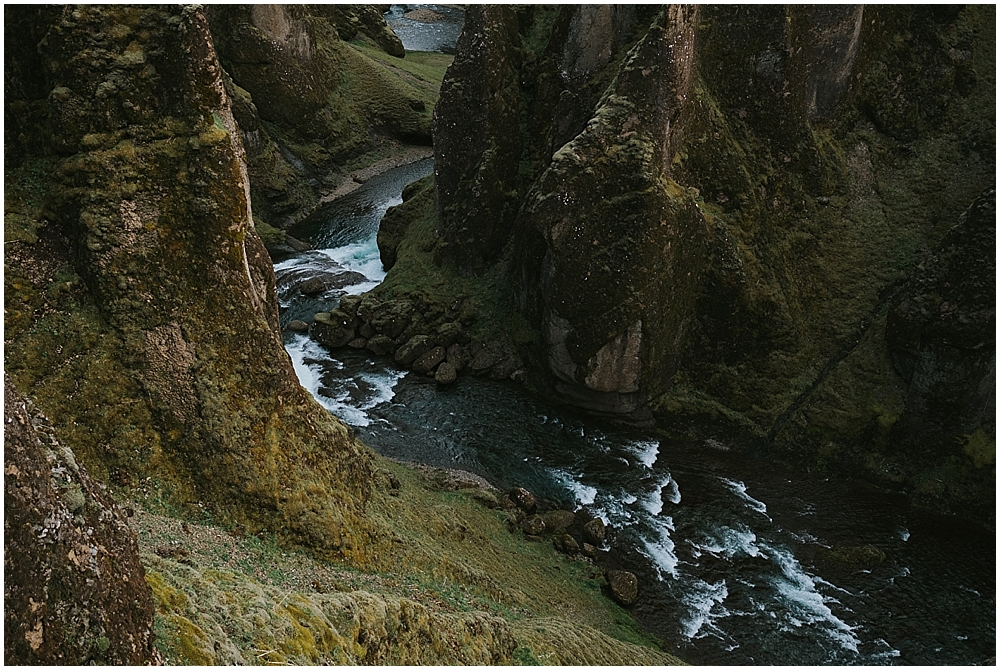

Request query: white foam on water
[
  {"left": 899, "top": 528, "right": 911, "bottom": 541},
  {"left": 320, "top": 242, "right": 385, "bottom": 284},
  {"left": 622, "top": 493, "right": 638, "bottom": 505},
  {"left": 765, "top": 542, "right": 860, "bottom": 654},
  {"left": 285, "top": 334, "right": 406, "bottom": 427},
  {"left": 629, "top": 439, "right": 660, "bottom": 468},
  {"left": 695, "top": 524, "right": 762, "bottom": 560},
  {"left": 680, "top": 578, "right": 730, "bottom": 640},
  {"left": 720, "top": 477, "right": 771, "bottom": 521},
  {"left": 643, "top": 484, "right": 664, "bottom": 516},
  {"left": 641, "top": 474, "right": 680, "bottom": 515},
  {"left": 639, "top": 516, "right": 679, "bottom": 579},
  {"left": 550, "top": 469, "right": 598, "bottom": 507}
]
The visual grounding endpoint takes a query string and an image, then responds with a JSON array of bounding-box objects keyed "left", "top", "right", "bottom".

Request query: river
[{"left": 273, "top": 157, "right": 994, "bottom": 666}]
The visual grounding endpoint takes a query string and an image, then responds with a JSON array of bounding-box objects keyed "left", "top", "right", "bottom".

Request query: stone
[
  {"left": 413, "top": 346, "right": 447, "bottom": 374},
  {"left": 606, "top": 570, "right": 638, "bottom": 606},
  {"left": 370, "top": 300, "right": 414, "bottom": 339},
  {"left": 299, "top": 276, "right": 327, "bottom": 295},
  {"left": 287, "top": 319, "right": 309, "bottom": 332},
  {"left": 395, "top": 335, "right": 434, "bottom": 366},
  {"left": 366, "top": 334, "right": 396, "bottom": 357},
  {"left": 436, "top": 321, "right": 465, "bottom": 348},
  {"left": 583, "top": 518, "right": 606, "bottom": 546},
  {"left": 488, "top": 355, "right": 521, "bottom": 381},
  {"left": 519, "top": 515, "right": 546, "bottom": 536},
  {"left": 434, "top": 361, "right": 458, "bottom": 385},
  {"left": 446, "top": 343, "right": 467, "bottom": 371},
  {"left": 560, "top": 533, "right": 580, "bottom": 555},
  {"left": 542, "top": 510, "right": 576, "bottom": 536},
  {"left": 508, "top": 487, "right": 537, "bottom": 514},
  {"left": 310, "top": 311, "right": 355, "bottom": 348},
  {"left": 4, "top": 377, "right": 159, "bottom": 664},
  {"left": 582, "top": 542, "right": 599, "bottom": 559},
  {"left": 347, "top": 337, "right": 367, "bottom": 349},
  {"left": 359, "top": 321, "right": 376, "bottom": 339}
]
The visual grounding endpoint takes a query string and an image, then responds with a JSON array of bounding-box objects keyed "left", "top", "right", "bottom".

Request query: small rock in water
[
  {"left": 434, "top": 361, "right": 458, "bottom": 385},
  {"left": 347, "top": 337, "right": 367, "bottom": 349},
  {"left": 287, "top": 319, "right": 309, "bottom": 333},
  {"left": 299, "top": 277, "right": 327, "bottom": 295},
  {"left": 583, "top": 518, "right": 606, "bottom": 546},
  {"left": 413, "top": 346, "right": 446, "bottom": 374},
  {"left": 606, "top": 570, "right": 638, "bottom": 606}
]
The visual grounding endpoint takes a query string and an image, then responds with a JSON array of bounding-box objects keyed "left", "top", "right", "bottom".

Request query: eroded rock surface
[{"left": 4, "top": 377, "right": 159, "bottom": 665}]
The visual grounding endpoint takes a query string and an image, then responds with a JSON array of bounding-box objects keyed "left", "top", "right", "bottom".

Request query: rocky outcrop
[
  {"left": 5, "top": 377, "right": 159, "bottom": 665},
  {"left": 390, "top": 5, "right": 995, "bottom": 513},
  {"left": 5, "top": 5, "right": 380, "bottom": 560},
  {"left": 433, "top": 6, "right": 523, "bottom": 276},
  {"left": 886, "top": 188, "right": 995, "bottom": 450}
]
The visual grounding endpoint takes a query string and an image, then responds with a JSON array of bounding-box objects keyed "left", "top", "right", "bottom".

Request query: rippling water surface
[{"left": 277, "top": 160, "right": 995, "bottom": 666}]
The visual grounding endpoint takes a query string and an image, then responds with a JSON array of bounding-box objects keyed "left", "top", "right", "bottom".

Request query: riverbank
[{"left": 132, "top": 453, "right": 682, "bottom": 665}]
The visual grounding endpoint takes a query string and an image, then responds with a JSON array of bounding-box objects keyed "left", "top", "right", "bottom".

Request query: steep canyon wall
[{"left": 426, "top": 5, "right": 995, "bottom": 518}]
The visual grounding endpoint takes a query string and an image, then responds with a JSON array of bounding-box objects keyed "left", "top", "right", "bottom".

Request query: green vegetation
[{"left": 133, "top": 458, "right": 680, "bottom": 665}]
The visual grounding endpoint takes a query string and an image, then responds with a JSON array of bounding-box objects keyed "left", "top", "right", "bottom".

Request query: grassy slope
[{"left": 137, "top": 457, "right": 680, "bottom": 665}]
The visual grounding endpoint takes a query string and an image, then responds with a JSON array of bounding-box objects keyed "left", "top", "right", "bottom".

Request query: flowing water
[
  {"left": 275, "top": 159, "right": 995, "bottom": 666},
  {"left": 385, "top": 4, "right": 466, "bottom": 54}
]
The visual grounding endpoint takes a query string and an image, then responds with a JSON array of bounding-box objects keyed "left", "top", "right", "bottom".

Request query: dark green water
[{"left": 275, "top": 159, "right": 995, "bottom": 666}]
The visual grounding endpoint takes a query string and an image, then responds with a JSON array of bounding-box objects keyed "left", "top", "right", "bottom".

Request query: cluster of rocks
[
  {"left": 502, "top": 486, "right": 640, "bottom": 607},
  {"left": 292, "top": 293, "right": 527, "bottom": 386}
]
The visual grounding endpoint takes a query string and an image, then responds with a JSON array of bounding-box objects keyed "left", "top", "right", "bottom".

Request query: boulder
[
  {"left": 436, "top": 321, "right": 466, "bottom": 348},
  {"left": 519, "top": 515, "right": 546, "bottom": 536},
  {"left": 287, "top": 319, "right": 309, "bottom": 333},
  {"left": 311, "top": 310, "right": 357, "bottom": 348},
  {"left": 366, "top": 334, "right": 396, "bottom": 357},
  {"left": 396, "top": 335, "right": 434, "bottom": 366},
  {"left": 560, "top": 533, "right": 581, "bottom": 555},
  {"left": 413, "top": 346, "right": 447, "bottom": 374},
  {"left": 542, "top": 510, "right": 577, "bottom": 536},
  {"left": 447, "top": 344, "right": 467, "bottom": 372},
  {"left": 347, "top": 337, "right": 367, "bottom": 349},
  {"left": 371, "top": 300, "right": 414, "bottom": 339},
  {"left": 434, "top": 361, "right": 458, "bottom": 385},
  {"left": 582, "top": 542, "right": 599, "bottom": 559},
  {"left": 606, "top": 570, "right": 638, "bottom": 606},
  {"left": 489, "top": 355, "right": 522, "bottom": 381},
  {"left": 583, "top": 518, "right": 607, "bottom": 546},
  {"left": 508, "top": 487, "right": 537, "bottom": 514}
]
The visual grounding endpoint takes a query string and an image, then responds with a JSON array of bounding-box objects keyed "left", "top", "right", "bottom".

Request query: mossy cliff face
[
  {"left": 206, "top": 5, "right": 436, "bottom": 228},
  {"left": 432, "top": 6, "right": 523, "bottom": 276},
  {"left": 5, "top": 376, "right": 158, "bottom": 665},
  {"left": 5, "top": 5, "right": 378, "bottom": 559},
  {"left": 415, "top": 5, "right": 994, "bottom": 514}
]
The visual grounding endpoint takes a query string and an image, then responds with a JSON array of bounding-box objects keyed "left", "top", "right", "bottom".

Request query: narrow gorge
[{"left": 5, "top": 5, "right": 994, "bottom": 666}]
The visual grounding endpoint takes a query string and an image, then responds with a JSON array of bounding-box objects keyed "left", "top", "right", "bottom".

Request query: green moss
[
  {"left": 252, "top": 217, "right": 286, "bottom": 246},
  {"left": 961, "top": 429, "right": 995, "bottom": 469}
]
